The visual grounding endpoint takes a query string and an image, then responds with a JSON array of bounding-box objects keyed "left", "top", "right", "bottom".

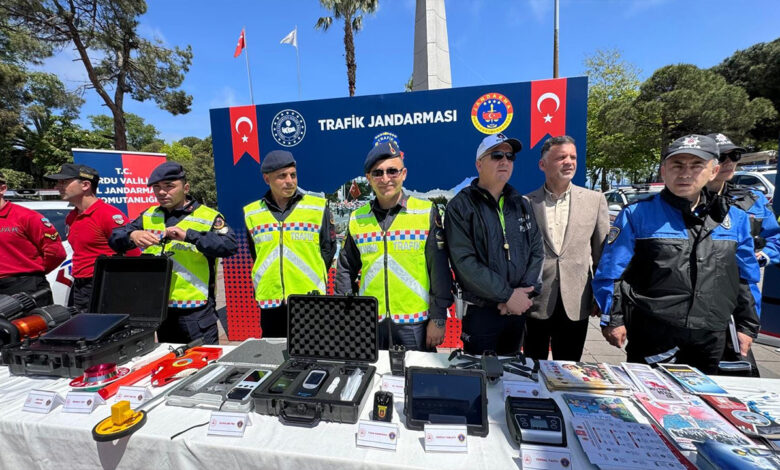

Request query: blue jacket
[
  {"left": 593, "top": 189, "right": 761, "bottom": 337},
  {"left": 722, "top": 182, "right": 780, "bottom": 266}
]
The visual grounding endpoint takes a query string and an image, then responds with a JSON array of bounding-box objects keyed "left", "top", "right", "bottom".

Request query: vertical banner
[
  {"left": 210, "top": 77, "right": 588, "bottom": 340},
  {"left": 71, "top": 149, "right": 167, "bottom": 219},
  {"left": 758, "top": 143, "right": 780, "bottom": 345}
]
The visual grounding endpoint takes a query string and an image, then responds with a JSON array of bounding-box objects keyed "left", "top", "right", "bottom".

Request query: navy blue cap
[
  {"left": 261, "top": 150, "right": 296, "bottom": 174},
  {"left": 664, "top": 134, "right": 719, "bottom": 161},
  {"left": 364, "top": 141, "right": 403, "bottom": 173},
  {"left": 147, "top": 162, "right": 186, "bottom": 186},
  {"left": 707, "top": 133, "right": 746, "bottom": 155}
]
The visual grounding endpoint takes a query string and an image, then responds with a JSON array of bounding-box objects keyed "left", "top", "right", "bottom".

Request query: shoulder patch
[
  {"left": 112, "top": 214, "right": 125, "bottom": 225},
  {"left": 213, "top": 216, "right": 225, "bottom": 230},
  {"left": 41, "top": 217, "right": 52, "bottom": 228},
  {"left": 721, "top": 213, "right": 731, "bottom": 230},
  {"left": 607, "top": 226, "right": 621, "bottom": 244}
]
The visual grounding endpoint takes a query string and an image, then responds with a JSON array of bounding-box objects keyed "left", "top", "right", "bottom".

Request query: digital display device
[
  {"left": 505, "top": 397, "right": 566, "bottom": 446},
  {"left": 269, "top": 373, "right": 296, "bottom": 394},
  {"left": 226, "top": 369, "right": 270, "bottom": 401},
  {"left": 42, "top": 314, "right": 130, "bottom": 342},
  {"left": 294, "top": 369, "right": 329, "bottom": 397},
  {"left": 404, "top": 367, "right": 488, "bottom": 436},
  {"left": 530, "top": 418, "right": 548, "bottom": 429}
]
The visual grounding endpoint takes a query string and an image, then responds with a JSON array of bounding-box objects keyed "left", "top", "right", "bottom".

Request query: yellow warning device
[{"left": 92, "top": 400, "right": 147, "bottom": 442}]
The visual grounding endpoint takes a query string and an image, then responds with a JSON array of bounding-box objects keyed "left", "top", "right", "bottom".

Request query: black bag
[
  {"left": 252, "top": 294, "right": 378, "bottom": 426},
  {"left": 3, "top": 255, "right": 172, "bottom": 378}
]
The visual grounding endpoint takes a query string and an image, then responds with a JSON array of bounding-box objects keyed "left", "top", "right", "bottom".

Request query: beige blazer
[{"left": 525, "top": 184, "right": 609, "bottom": 321}]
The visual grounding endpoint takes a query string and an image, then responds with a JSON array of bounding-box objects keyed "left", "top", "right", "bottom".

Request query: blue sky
[{"left": 37, "top": 0, "right": 780, "bottom": 143}]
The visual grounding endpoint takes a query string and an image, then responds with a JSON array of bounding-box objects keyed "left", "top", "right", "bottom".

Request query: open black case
[
  {"left": 252, "top": 294, "right": 378, "bottom": 426},
  {"left": 3, "top": 255, "right": 171, "bottom": 378}
]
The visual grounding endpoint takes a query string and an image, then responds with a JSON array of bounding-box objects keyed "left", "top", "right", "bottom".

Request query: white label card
[
  {"left": 63, "top": 391, "right": 104, "bottom": 413},
  {"left": 115, "top": 386, "right": 153, "bottom": 407},
  {"left": 355, "top": 420, "right": 399, "bottom": 451},
  {"left": 207, "top": 412, "right": 252, "bottom": 437},
  {"left": 380, "top": 374, "right": 405, "bottom": 401},
  {"left": 22, "top": 390, "right": 63, "bottom": 414},
  {"left": 503, "top": 379, "right": 543, "bottom": 399},
  {"left": 519, "top": 444, "right": 573, "bottom": 469},
  {"left": 423, "top": 424, "right": 468, "bottom": 453}
]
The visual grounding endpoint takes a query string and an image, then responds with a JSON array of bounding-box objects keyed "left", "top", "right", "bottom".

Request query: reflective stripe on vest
[
  {"left": 142, "top": 205, "right": 219, "bottom": 308},
  {"left": 348, "top": 197, "right": 431, "bottom": 323},
  {"left": 243, "top": 194, "right": 328, "bottom": 308}
]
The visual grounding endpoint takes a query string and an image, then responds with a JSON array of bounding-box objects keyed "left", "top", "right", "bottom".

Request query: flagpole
[
  {"left": 243, "top": 26, "right": 255, "bottom": 104},
  {"left": 295, "top": 26, "right": 301, "bottom": 99}
]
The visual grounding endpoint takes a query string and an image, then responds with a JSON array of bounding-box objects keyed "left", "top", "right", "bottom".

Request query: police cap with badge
[
  {"left": 664, "top": 134, "right": 719, "bottom": 161},
  {"left": 364, "top": 141, "right": 404, "bottom": 174}
]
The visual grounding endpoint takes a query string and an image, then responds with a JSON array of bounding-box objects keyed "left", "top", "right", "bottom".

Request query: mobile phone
[
  {"left": 296, "top": 369, "right": 328, "bottom": 397},
  {"left": 269, "top": 373, "right": 297, "bottom": 394},
  {"left": 226, "top": 369, "right": 271, "bottom": 400}
]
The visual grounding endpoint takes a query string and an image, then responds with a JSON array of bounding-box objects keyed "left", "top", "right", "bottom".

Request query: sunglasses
[
  {"left": 718, "top": 152, "right": 742, "bottom": 163},
  {"left": 370, "top": 167, "right": 403, "bottom": 178},
  {"left": 483, "top": 151, "right": 516, "bottom": 162}
]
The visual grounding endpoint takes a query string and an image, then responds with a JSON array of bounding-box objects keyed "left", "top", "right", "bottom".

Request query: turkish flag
[
  {"left": 229, "top": 105, "right": 260, "bottom": 165},
  {"left": 233, "top": 29, "right": 245, "bottom": 58},
  {"left": 349, "top": 180, "right": 361, "bottom": 200},
  {"left": 529, "top": 78, "right": 567, "bottom": 148}
]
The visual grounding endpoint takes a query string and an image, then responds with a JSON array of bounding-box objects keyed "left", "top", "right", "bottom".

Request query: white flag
[{"left": 280, "top": 28, "right": 297, "bottom": 48}]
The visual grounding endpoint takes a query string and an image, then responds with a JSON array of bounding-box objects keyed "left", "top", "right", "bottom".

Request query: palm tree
[{"left": 315, "top": 0, "right": 378, "bottom": 97}]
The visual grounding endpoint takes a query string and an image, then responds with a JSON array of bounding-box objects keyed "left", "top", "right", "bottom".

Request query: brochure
[
  {"left": 660, "top": 364, "right": 729, "bottom": 395},
  {"left": 622, "top": 363, "right": 686, "bottom": 403},
  {"left": 539, "top": 361, "right": 627, "bottom": 391},
  {"left": 694, "top": 439, "right": 780, "bottom": 470}
]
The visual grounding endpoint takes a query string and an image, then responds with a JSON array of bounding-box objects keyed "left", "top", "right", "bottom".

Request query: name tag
[
  {"left": 23, "top": 390, "right": 63, "bottom": 414},
  {"left": 380, "top": 374, "right": 405, "bottom": 401},
  {"left": 63, "top": 391, "right": 104, "bottom": 413},
  {"left": 503, "top": 379, "right": 542, "bottom": 399},
  {"left": 519, "top": 444, "right": 573, "bottom": 470},
  {"left": 423, "top": 424, "right": 468, "bottom": 453},
  {"left": 207, "top": 412, "right": 252, "bottom": 437},
  {"left": 115, "top": 386, "right": 153, "bottom": 407},
  {"left": 355, "top": 420, "right": 399, "bottom": 451}
]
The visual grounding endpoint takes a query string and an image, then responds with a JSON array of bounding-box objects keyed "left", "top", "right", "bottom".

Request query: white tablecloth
[{"left": 0, "top": 344, "right": 778, "bottom": 470}]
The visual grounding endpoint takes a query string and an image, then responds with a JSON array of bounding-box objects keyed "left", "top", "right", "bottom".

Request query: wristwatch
[{"left": 432, "top": 318, "right": 446, "bottom": 328}]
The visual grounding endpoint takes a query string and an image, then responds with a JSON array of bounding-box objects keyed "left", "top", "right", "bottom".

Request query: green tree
[
  {"left": 2, "top": 0, "right": 193, "bottom": 150},
  {"left": 584, "top": 50, "right": 655, "bottom": 190},
  {"left": 89, "top": 113, "right": 160, "bottom": 151},
  {"left": 186, "top": 137, "right": 216, "bottom": 206},
  {"left": 158, "top": 140, "right": 192, "bottom": 163},
  {"left": 315, "top": 0, "right": 378, "bottom": 97},
  {"left": 712, "top": 38, "right": 780, "bottom": 146},
  {"left": 632, "top": 64, "right": 776, "bottom": 167}
]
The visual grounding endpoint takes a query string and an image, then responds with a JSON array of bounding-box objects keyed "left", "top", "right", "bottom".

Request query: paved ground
[{"left": 215, "top": 263, "right": 780, "bottom": 378}]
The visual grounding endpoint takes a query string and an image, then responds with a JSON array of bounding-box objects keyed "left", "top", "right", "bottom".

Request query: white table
[{"left": 0, "top": 344, "right": 777, "bottom": 469}]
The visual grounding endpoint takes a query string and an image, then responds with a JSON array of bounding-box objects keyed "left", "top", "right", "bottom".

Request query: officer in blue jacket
[
  {"left": 706, "top": 132, "right": 780, "bottom": 376},
  {"left": 593, "top": 135, "right": 761, "bottom": 374}
]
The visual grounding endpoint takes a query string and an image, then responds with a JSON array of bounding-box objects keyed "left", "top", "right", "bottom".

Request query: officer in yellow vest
[
  {"left": 243, "top": 150, "right": 337, "bottom": 337},
  {"left": 335, "top": 142, "right": 453, "bottom": 351},
  {"left": 109, "top": 162, "right": 237, "bottom": 344}
]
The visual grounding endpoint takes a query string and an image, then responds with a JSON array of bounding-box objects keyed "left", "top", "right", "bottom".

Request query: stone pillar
[{"left": 412, "top": 0, "right": 452, "bottom": 91}]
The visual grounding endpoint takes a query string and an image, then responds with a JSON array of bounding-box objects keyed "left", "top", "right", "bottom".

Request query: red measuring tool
[{"left": 98, "top": 339, "right": 222, "bottom": 400}]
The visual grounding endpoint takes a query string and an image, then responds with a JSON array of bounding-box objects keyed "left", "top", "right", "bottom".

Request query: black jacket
[
  {"left": 444, "top": 179, "right": 544, "bottom": 307},
  {"left": 594, "top": 189, "right": 761, "bottom": 337}
]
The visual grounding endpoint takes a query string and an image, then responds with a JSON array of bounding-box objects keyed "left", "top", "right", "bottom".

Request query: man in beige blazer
[{"left": 524, "top": 136, "right": 609, "bottom": 361}]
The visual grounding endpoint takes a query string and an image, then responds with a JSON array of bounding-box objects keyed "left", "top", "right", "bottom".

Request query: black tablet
[
  {"left": 404, "top": 367, "right": 489, "bottom": 436},
  {"left": 42, "top": 313, "right": 129, "bottom": 343}
]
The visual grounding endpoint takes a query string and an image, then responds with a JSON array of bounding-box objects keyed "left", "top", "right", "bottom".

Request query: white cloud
[
  {"left": 528, "top": 0, "right": 552, "bottom": 23},
  {"left": 138, "top": 23, "right": 168, "bottom": 45},
  {"left": 209, "top": 86, "right": 240, "bottom": 108}
]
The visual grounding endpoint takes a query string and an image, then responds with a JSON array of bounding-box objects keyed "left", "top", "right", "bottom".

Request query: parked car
[
  {"left": 604, "top": 183, "right": 664, "bottom": 221},
  {"left": 732, "top": 170, "right": 776, "bottom": 203},
  {"left": 13, "top": 200, "right": 73, "bottom": 306}
]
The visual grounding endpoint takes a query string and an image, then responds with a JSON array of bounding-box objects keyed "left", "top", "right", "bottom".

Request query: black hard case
[
  {"left": 3, "top": 255, "right": 171, "bottom": 378},
  {"left": 252, "top": 294, "right": 378, "bottom": 426}
]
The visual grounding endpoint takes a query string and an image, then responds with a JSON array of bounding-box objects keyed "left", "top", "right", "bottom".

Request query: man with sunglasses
[
  {"left": 243, "top": 150, "right": 337, "bottom": 337},
  {"left": 444, "top": 134, "right": 544, "bottom": 355},
  {"left": 335, "top": 141, "right": 452, "bottom": 351},
  {"left": 524, "top": 136, "right": 610, "bottom": 361},
  {"left": 594, "top": 134, "right": 760, "bottom": 374},
  {"left": 45, "top": 163, "right": 140, "bottom": 311},
  {"left": 706, "top": 133, "right": 780, "bottom": 376}
]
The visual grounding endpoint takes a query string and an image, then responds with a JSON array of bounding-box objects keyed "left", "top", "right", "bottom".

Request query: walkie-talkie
[{"left": 389, "top": 344, "right": 406, "bottom": 376}]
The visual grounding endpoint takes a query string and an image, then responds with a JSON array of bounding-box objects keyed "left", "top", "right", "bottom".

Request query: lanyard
[{"left": 497, "top": 195, "right": 510, "bottom": 261}]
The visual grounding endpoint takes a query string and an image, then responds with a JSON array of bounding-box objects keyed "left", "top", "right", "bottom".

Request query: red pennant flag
[
  {"left": 229, "top": 105, "right": 260, "bottom": 165},
  {"left": 529, "top": 78, "right": 567, "bottom": 148},
  {"left": 349, "top": 180, "right": 361, "bottom": 200},
  {"left": 233, "top": 29, "right": 246, "bottom": 58}
]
